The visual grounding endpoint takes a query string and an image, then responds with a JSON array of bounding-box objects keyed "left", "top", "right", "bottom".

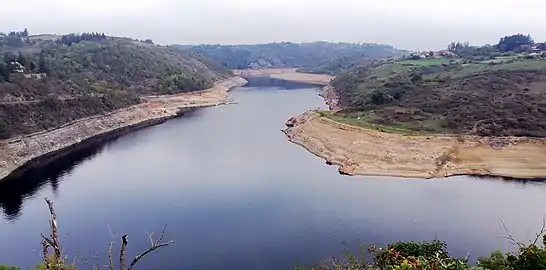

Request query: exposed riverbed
[{"left": 1, "top": 80, "right": 546, "bottom": 269}]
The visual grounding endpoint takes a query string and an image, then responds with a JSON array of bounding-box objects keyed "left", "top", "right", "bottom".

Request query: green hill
[
  {"left": 0, "top": 31, "right": 232, "bottom": 139},
  {"left": 180, "top": 42, "right": 405, "bottom": 74},
  {"left": 329, "top": 58, "right": 546, "bottom": 137}
]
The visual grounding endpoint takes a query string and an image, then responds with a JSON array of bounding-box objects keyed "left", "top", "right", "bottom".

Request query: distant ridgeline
[
  {"left": 179, "top": 42, "right": 407, "bottom": 75},
  {"left": 0, "top": 29, "right": 232, "bottom": 139},
  {"left": 329, "top": 33, "right": 546, "bottom": 137}
]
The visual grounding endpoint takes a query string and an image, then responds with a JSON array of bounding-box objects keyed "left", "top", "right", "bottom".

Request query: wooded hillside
[
  {"left": 181, "top": 42, "right": 405, "bottom": 74},
  {"left": 0, "top": 30, "right": 232, "bottom": 139}
]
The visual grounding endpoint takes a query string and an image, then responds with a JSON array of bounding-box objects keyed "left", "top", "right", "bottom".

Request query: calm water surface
[{"left": 1, "top": 82, "right": 546, "bottom": 269}]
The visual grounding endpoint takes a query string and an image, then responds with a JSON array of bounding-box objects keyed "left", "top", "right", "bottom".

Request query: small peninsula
[{"left": 284, "top": 34, "right": 546, "bottom": 179}]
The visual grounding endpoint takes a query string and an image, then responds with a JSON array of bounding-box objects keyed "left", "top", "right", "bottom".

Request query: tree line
[
  {"left": 0, "top": 28, "right": 30, "bottom": 47},
  {"left": 448, "top": 33, "right": 546, "bottom": 58},
  {"left": 57, "top": 32, "right": 108, "bottom": 46}
]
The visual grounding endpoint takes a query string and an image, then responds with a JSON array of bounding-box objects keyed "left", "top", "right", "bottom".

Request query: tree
[
  {"left": 38, "top": 53, "right": 48, "bottom": 73},
  {"left": 3, "top": 52, "right": 15, "bottom": 63},
  {"left": 16, "top": 52, "right": 27, "bottom": 68},
  {"left": 497, "top": 34, "right": 534, "bottom": 52},
  {"left": 57, "top": 32, "right": 108, "bottom": 46},
  {"left": 29, "top": 61, "right": 36, "bottom": 72},
  {"left": 0, "top": 63, "right": 8, "bottom": 82}
]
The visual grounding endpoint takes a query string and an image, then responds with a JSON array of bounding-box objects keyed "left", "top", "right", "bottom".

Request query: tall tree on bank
[
  {"left": 38, "top": 52, "right": 48, "bottom": 74},
  {"left": 16, "top": 52, "right": 27, "bottom": 68},
  {"left": 497, "top": 34, "right": 534, "bottom": 52}
]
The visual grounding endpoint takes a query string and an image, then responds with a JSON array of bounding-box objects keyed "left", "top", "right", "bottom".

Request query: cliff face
[{"left": 0, "top": 77, "right": 247, "bottom": 181}]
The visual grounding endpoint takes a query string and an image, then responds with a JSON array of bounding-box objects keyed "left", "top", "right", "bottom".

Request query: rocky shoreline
[
  {"left": 0, "top": 77, "right": 248, "bottom": 182},
  {"left": 283, "top": 111, "right": 546, "bottom": 179}
]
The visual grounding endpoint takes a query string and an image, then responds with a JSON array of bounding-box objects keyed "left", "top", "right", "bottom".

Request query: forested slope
[
  {"left": 181, "top": 42, "right": 405, "bottom": 74},
  {"left": 0, "top": 30, "right": 232, "bottom": 139}
]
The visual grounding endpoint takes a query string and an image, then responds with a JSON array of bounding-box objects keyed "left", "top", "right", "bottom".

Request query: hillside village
[{"left": 405, "top": 34, "right": 546, "bottom": 62}]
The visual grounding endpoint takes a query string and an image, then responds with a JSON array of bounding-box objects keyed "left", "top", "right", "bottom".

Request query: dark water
[{"left": 1, "top": 82, "right": 546, "bottom": 269}]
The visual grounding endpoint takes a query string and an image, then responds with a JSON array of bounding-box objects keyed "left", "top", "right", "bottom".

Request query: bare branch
[
  {"left": 108, "top": 240, "right": 115, "bottom": 270},
  {"left": 120, "top": 234, "right": 128, "bottom": 270},
  {"left": 500, "top": 217, "right": 524, "bottom": 248},
  {"left": 155, "top": 224, "right": 167, "bottom": 245},
  {"left": 108, "top": 223, "right": 116, "bottom": 238},
  {"left": 127, "top": 241, "right": 173, "bottom": 270},
  {"left": 531, "top": 215, "right": 546, "bottom": 245},
  {"left": 41, "top": 233, "right": 55, "bottom": 248},
  {"left": 41, "top": 239, "right": 51, "bottom": 270},
  {"left": 127, "top": 225, "right": 173, "bottom": 270},
  {"left": 44, "top": 197, "right": 62, "bottom": 265},
  {"left": 146, "top": 232, "right": 155, "bottom": 246}
]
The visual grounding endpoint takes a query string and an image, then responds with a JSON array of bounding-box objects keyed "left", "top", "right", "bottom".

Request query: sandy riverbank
[
  {"left": 0, "top": 76, "right": 248, "bottom": 181},
  {"left": 283, "top": 111, "right": 546, "bottom": 179},
  {"left": 233, "top": 68, "right": 333, "bottom": 85}
]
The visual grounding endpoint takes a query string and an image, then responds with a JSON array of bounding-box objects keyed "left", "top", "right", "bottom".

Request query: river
[{"left": 1, "top": 79, "right": 546, "bottom": 269}]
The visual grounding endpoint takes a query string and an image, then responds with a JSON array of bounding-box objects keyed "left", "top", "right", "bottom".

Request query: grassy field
[
  {"left": 398, "top": 58, "right": 451, "bottom": 66},
  {"left": 316, "top": 110, "right": 426, "bottom": 135},
  {"left": 372, "top": 62, "right": 415, "bottom": 79},
  {"left": 424, "top": 59, "right": 546, "bottom": 79}
]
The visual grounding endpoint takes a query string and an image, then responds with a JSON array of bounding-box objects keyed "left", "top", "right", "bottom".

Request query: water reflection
[
  {"left": 0, "top": 141, "right": 106, "bottom": 220},
  {"left": 243, "top": 76, "right": 322, "bottom": 89},
  {"left": 1, "top": 85, "right": 546, "bottom": 270}
]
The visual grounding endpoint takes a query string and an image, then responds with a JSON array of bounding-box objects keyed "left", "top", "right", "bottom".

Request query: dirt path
[{"left": 283, "top": 111, "right": 546, "bottom": 179}]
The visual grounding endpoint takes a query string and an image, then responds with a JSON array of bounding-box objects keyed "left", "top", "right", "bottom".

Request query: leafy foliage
[
  {"left": 497, "top": 34, "right": 534, "bottom": 52},
  {"left": 297, "top": 234, "right": 546, "bottom": 269}
]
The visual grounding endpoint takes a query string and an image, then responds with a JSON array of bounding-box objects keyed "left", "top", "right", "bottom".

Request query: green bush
[{"left": 299, "top": 234, "right": 546, "bottom": 270}]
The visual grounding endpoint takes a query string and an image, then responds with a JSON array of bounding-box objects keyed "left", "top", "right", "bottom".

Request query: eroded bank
[
  {"left": 283, "top": 111, "right": 546, "bottom": 179},
  {"left": 0, "top": 77, "right": 248, "bottom": 181}
]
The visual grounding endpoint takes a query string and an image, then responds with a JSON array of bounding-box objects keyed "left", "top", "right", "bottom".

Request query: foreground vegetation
[
  {"left": 4, "top": 200, "right": 546, "bottom": 269},
  {"left": 0, "top": 29, "right": 232, "bottom": 139},
  {"left": 181, "top": 42, "right": 406, "bottom": 74},
  {"left": 329, "top": 34, "right": 546, "bottom": 137},
  {"left": 296, "top": 233, "right": 546, "bottom": 270}
]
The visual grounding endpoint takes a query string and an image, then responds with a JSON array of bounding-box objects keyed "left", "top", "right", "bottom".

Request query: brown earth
[
  {"left": 283, "top": 111, "right": 546, "bottom": 179},
  {"left": 234, "top": 68, "right": 333, "bottom": 85},
  {"left": 0, "top": 77, "right": 247, "bottom": 181}
]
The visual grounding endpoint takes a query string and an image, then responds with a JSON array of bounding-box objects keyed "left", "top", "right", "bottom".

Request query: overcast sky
[{"left": 2, "top": 0, "right": 546, "bottom": 50}]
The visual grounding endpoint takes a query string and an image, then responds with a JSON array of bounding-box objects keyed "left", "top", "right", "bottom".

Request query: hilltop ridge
[{"left": 180, "top": 42, "right": 406, "bottom": 74}]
